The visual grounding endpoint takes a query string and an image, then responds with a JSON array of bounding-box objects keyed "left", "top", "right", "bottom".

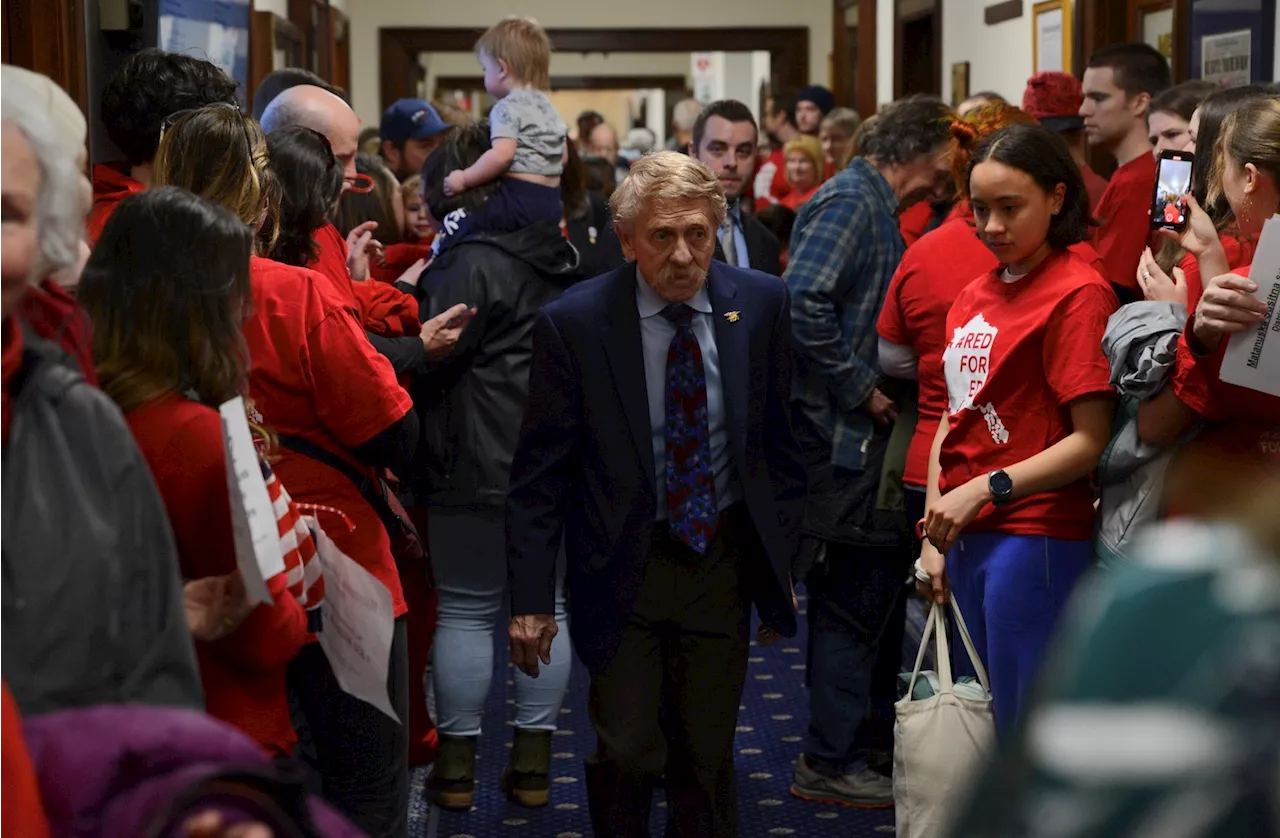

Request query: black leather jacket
[{"left": 407, "top": 222, "right": 581, "bottom": 508}]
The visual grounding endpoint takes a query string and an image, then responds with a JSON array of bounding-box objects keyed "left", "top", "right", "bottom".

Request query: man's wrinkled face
[{"left": 617, "top": 197, "right": 716, "bottom": 303}]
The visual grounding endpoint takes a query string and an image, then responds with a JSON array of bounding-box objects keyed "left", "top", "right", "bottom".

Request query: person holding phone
[
  {"left": 1139, "top": 85, "right": 1269, "bottom": 308},
  {"left": 1136, "top": 95, "right": 1280, "bottom": 509},
  {"left": 916, "top": 124, "right": 1118, "bottom": 735}
]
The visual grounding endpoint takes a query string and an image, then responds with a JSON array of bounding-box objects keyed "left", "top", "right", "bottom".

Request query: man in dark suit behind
[
  {"left": 691, "top": 100, "right": 784, "bottom": 276},
  {"left": 506, "top": 151, "right": 806, "bottom": 837}
]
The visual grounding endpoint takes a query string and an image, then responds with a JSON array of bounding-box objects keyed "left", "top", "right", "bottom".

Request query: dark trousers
[
  {"left": 585, "top": 507, "right": 753, "bottom": 838},
  {"left": 804, "top": 543, "right": 907, "bottom": 776},
  {"left": 289, "top": 614, "right": 410, "bottom": 838}
]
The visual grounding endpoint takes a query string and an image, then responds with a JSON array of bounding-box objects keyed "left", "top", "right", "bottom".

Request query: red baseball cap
[{"left": 1022, "top": 72, "right": 1085, "bottom": 132}]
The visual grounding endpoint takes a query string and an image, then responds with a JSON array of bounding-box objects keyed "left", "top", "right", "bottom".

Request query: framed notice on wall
[
  {"left": 1201, "top": 29, "right": 1252, "bottom": 86},
  {"left": 1032, "top": 0, "right": 1073, "bottom": 73}
]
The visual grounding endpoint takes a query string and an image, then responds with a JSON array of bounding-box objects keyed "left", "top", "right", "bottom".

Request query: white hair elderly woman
[
  {"left": 2, "top": 76, "right": 205, "bottom": 716},
  {"left": 0, "top": 69, "right": 97, "bottom": 383}
]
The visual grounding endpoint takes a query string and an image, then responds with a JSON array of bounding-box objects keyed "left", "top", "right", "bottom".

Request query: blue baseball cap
[{"left": 380, "top": 99, "right": 450, "bottom": 143}]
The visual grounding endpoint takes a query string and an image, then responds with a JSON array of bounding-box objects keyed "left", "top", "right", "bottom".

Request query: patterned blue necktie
[{"left": 661, "top": 303, "right": 718, "bottom": 554}]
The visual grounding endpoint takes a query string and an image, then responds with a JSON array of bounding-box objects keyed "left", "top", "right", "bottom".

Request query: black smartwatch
[{"left": 988, "top": 469, "right": 1014, "bottom": 506}]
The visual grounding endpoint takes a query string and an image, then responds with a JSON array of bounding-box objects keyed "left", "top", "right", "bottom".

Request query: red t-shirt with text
[
  {"left": 244, "top": 256, "right": 413, "bottom": 616},
  {"left": 939, "top": 249, "right": 1118, "bottom": 540},
  {"left": 1092, "top": 152, "right": 1156, "bottom": 292},
  {"left": 878, "top": 213, "right": 1105, "bottom": 486}
]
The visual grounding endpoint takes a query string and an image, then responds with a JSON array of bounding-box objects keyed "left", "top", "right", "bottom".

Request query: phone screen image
[{"left": 1151, "top": 152, "right": 1194, "bottom": 231}]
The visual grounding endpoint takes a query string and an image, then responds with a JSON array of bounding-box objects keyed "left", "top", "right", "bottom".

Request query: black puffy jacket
[{"left": 408, "top": 222, "right": 581, "bottom": 508}]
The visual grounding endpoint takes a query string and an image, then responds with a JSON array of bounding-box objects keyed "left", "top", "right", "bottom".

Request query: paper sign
[
  {"left": 1220, "top": 215, "right": 1280, "bottom": 398},
  {"left": 220, "top": 397, "right": 285, "bottom": 605},
  {"left": 311, "top": 521, "right": 399, "bottom": 722},
  {"left": 1201, "top": 29, "right": 1251, "bottom": 87}
]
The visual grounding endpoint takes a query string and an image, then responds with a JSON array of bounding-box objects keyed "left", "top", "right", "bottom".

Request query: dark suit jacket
[
  {"left": 506, "top": 261, "right": 807, "bottom": 675},
  {"left": 713, "top": 212, "right": 783, "bottom": 276}
]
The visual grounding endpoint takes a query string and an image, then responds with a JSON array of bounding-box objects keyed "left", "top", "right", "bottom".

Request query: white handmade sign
[
  {"left": 220, "top": 397, "right": 285, "bottom": 605},
  {"left": 1220, "top": 215, "right": 1280, "bottom": 398},
  {"left": 312, "top": 521, "right": 399, "bottom": 722}
]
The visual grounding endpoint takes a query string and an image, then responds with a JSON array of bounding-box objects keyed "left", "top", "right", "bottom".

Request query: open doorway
[{"left": 894, "top": 0, "right": 941, "bottom": 98}]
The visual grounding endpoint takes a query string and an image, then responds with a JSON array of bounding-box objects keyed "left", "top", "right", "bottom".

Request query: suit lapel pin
[{"left": 724, "top": 310, "right": 741, "bottom": 323}]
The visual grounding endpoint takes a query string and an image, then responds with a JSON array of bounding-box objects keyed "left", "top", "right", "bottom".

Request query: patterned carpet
[{"left": 407, "top": 593, "right": 899, "bottom": 838}]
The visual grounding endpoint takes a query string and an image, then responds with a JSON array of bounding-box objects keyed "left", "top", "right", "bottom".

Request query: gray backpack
[{"left": 2, "top": 331, "right": 203, "bottom": 715}]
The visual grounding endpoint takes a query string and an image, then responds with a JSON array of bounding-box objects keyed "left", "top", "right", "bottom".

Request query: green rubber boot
[
  {"left": 501, "top": 728, "right": 552, "bottom": 808},
  {"left": 426, "top": 734, "right": 477, "bottom": 810}
]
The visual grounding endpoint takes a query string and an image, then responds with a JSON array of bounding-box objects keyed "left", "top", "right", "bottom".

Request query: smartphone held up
[{"left": 1150, "top": 150, "right": 1195, "bottom": 232}]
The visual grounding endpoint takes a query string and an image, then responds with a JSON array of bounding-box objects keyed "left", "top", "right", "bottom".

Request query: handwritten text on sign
[
  {"left": 312, "top": 521, "right": 399, "bottom": 722},
  {"left": 1220, "top": 214, "right": 1280, "bottom": 399}
]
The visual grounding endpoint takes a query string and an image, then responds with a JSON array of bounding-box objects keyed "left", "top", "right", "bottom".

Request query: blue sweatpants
[{"left": 946, "top": 532, "right": 1094, "bottom": 735}]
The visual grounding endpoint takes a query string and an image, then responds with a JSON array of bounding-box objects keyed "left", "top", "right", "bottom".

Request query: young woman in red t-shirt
[
  {"left": 917, "top": 124, "right": 1119, "bottom": 734},
  {"left": 878, "top": 103, "right": 1040, "bottom": 526},
  {"left": 79, "top": 187, "right": 310, "bottom": 757},
  {"left": 1136, "top": 96, "right": 1280, "bottom": 509}
]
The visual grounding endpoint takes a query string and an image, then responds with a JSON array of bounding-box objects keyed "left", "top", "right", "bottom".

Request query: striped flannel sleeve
[{"left": 784, "top": 191, "right": 880, "bottom": 413}]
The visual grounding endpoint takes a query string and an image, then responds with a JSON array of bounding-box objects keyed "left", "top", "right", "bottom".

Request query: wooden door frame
[
  {"left": 893, "top": 0, "right": 943, "bottom": 99},
  {"left": 1127, "top": 0, "right": 1189, "bottom": 81},
  {"left": 434, "top": 74, "right": 689, "bottom": 98},
  {"left": 2, "top": 0, "right": 90, "bottom": 115},
  {"left": 379, "top": 27, "right": 809, "bottom": 114},
  {"left": 832, "top": 0, "right": 879, "bottom": 117},
  {"left": 249, "top": 11, "right": 304, "bottom": 105}
]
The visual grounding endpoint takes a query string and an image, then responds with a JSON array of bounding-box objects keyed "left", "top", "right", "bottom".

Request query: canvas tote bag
[{"left": 893, "top": 600, "right": 996, "bottom": 838}]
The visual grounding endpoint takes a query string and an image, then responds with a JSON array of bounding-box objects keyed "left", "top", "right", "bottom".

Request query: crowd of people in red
[{"left": 2, "top": 19, "right": 1279, "bottom": 838}]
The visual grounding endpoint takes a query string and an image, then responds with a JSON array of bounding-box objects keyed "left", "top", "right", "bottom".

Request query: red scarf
[{"left": 2, "top": 317, "right": 23, "bottom": 444}]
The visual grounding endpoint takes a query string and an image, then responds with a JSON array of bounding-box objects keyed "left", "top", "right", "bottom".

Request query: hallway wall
[
  {"left": 342, "top": 0, "right": 832, "bottom": 125},
  {"left": 941, "top": 0, "right": 1034, "bottom": 106}
]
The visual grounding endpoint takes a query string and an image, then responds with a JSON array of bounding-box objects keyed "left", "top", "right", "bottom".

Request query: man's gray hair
[
  {"left": 609, "top": 151, "right": 727, "bottom": 233},
  {"left": 672, "top": 98, "right": 705, "bottom": 133},
  {"left": 1, "top": 82, "right": 85, "bottom": 281}
]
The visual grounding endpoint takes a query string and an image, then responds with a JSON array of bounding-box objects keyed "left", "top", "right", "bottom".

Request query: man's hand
[
  {"left": 863, "top": 388, "right": 899, "bottom": 427},
  {"left": 345, "top": 221, "right": 383, "bottom": 282},
  {"left": 509, "top": 614, "right": 557, "bottom": 678},
  {"left": 394, "top": 258, "right": 428, "bottom": 288},
  {"left": 184, "top": 572, "right": 255, "bottom": 642},
  {"left": 421, "top": 303, "right": 476, "bottom": 360}
]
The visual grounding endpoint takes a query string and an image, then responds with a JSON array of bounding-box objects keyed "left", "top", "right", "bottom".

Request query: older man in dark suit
[
  {"left": 506, "top": 151, "right": 806, "bottom": 837},
  {"left": 691, "top": 100, "right": 784, "bottom": 276}
]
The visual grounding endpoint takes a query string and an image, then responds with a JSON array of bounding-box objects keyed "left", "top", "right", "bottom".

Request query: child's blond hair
[
  {"left": 400, "top": 174, "right": 423, "bottom": 205},
  {"left": 475, "top": 16, "right": 552, "bottom": 90}
]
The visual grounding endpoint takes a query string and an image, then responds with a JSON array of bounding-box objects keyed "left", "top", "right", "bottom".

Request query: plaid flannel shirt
[{"left": 784, "top": 157, "right": 905, "bottom": 472}]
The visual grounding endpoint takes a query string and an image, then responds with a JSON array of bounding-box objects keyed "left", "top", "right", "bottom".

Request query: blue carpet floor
[{"left": 407, "top": 593, "right": 898, "bottom": 838}]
